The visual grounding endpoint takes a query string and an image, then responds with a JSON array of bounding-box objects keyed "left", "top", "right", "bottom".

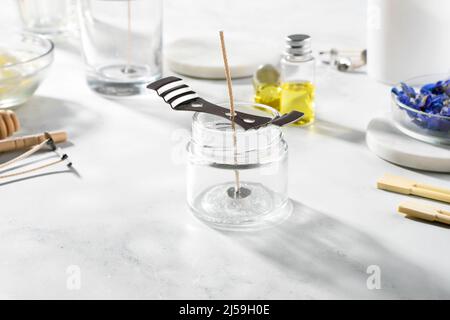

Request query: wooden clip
[
  {"left": 398, "top": 201, "right": 450, "bottom": 225},
  {"left": 377, "top": 174, "right": 450, "bottom": 204}
]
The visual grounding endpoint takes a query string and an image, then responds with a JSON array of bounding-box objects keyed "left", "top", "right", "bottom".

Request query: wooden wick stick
[
  {"left": 219, "top": 30, "right": 240, "bottom": 196},
  {"left": 126, "top": 0, "right": 132, "bottom": 70},
  {"left": 0, "top": 157, "right": 66, "bottom": 180},
  {"left": 0, "top": 138, "right": 48, "bottom": 170}
]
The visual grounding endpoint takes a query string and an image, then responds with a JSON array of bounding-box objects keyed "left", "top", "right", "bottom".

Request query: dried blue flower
[
  {"left": 391, "top": 87, "right": 401, "bottom": 96},
  {"left": 393, "top": 77, "right": 450, "bottom": 133},
  {"left": 441, "top": 106, "right": 450, "bottom": 117},
  {"left": 400, "top": 82, "right": 416, "bottom": 98},
  {"left": 444, "top": 81, "right": 450, "bottom": 97},
  {"left": 420, "top": 83, "right": 434, "bottom": 95}
]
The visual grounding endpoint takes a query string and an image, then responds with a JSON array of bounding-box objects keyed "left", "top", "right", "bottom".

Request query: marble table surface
[{"left": 1, "top": 0, "right": 450, "bottom": 299}]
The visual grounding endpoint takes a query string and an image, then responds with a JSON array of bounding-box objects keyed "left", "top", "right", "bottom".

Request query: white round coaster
[
  {"left": 366, "top": 116, "right": 450, "bottom": 172},
  {"left": 166, "top": 36, "right": 278, "bottom": 79}
]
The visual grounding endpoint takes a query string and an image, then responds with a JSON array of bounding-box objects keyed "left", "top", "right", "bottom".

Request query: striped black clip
[{"left": 147, "top": 76, "right": 199, "bottom": 109}]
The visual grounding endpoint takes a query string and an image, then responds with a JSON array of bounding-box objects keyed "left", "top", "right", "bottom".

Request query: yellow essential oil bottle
[{"left": 280, "top": 34, "right": 315, "bottom": 126}]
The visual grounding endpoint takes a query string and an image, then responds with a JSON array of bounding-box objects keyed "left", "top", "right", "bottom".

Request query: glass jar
[
  {"left": 186, "top": 102, "right": 292, "bottom": 230},
  {"left": 77, "top": 0, "right": 162, "bottom": 96},
  {"left": 280, "top": 34, "right": 316, "bottom": 126}
]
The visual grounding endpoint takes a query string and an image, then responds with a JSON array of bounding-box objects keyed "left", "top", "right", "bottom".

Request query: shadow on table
[
  {"left": 221, "top": 200, "right": 450, "bottom": 299},
  {"left": 52, "top": 37, "right": 81, "bottom": 56},
  {"left": 117, "top": 95, "right": 192, "bottom": 130},
  {"left": 308, "top": 119, "right": 367, "bottom": 145},
  {"left": 14, "top": 95, "right": 99, "bottom": 139}
]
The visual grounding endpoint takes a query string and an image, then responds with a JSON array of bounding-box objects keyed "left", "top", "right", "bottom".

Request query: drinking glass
[
  {"left": 77, "top": 0, "right": 163, "bottom": 96},
  {"left": 17, "top": 0, "right": 76, "bottom": 36}
]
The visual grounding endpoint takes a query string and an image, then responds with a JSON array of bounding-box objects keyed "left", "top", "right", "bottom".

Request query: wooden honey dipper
[
  {"left": 0, "top": 110, "right": 20, "bottom": 140},
  {"left": 0, "top": 131, "right": 67, "bottom": 153}
]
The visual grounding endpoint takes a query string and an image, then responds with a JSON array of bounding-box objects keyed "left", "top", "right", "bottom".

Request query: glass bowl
[
  {"left": 0, "top": 32, "right": 54, "bottom": 109},
  {"left": 391, "top": 73, "right": 450, "bottom": 145}
]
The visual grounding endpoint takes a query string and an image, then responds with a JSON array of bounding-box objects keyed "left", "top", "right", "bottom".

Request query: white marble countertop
[{"left": 1, "top": 0, "right": 450, "bottom": 299}]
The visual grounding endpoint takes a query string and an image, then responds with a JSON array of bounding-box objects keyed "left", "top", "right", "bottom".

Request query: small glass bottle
[{"left": 280, "top": 34, "right": 316, "bottom": 126}]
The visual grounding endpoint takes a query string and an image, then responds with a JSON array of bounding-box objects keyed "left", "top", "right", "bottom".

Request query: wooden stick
[
  {"left": 398, "top": 201, "right": 450, "bottom": 225},
  {"left": 0, "top": 131, "right": 67, "bottom": 153},
  {"left": 377, "top": 173, "right": 450, "bottom": 204},
  {"left": 127, "top": 0, "right": 132, "bottom": 69},
  {"left": 219, "top": 30, "right": 240, "bottom": 196},
  {"left": 0, "top": 157, "right": 66, "bottom": 180},
  {"left": 0, "top": 138, "right": 48, "bottom": 169}
]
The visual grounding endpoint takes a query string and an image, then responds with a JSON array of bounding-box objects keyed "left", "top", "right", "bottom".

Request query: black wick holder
[
  {"left": 44, "top": 132, "right": 72, "bottom": 168},
  {"left": 147, "top": 76, "right": 304, "bottom": 130}
]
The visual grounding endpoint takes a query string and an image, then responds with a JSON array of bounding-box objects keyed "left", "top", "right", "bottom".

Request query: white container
[{"left": 367, "top": 0, "right": 450, "bottom": 84}]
